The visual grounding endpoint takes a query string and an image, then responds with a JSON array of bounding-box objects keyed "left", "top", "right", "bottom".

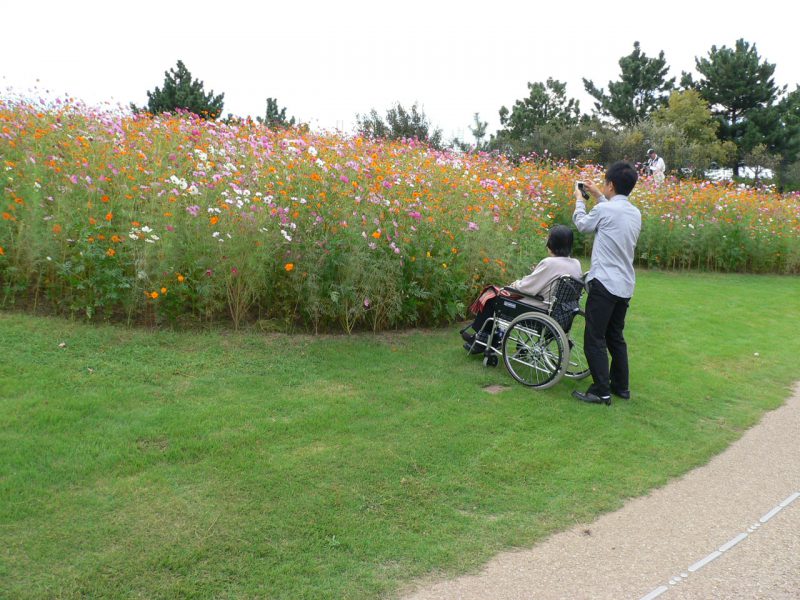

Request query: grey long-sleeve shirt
[{"left": 572, "top": 194, "right": 641, "bottom": 298}]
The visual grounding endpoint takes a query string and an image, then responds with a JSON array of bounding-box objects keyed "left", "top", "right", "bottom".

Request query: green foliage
[
  {"left": 468, "top": 112, "right": 488, "bottom": 149},
  {"left": 584, "top": 42, "right": 675, "bottom": 125},
  {"left": 499, "top": 78, "right": 581, "bottom": 137},
  {"left": 356, "top": 102, "right": 443, "bottom": 148},
  {"left": 768, "top": 86, "right": 800, "bottom": 189},
  {"left": 143, "top": 60, "right": 225, "bottom": 120},
  {"left": 256, "top": 97, "right": 296, "bottom": 129},
  {"left": 652, "top": 90, "right": 732, "bottom": 174},
  {"left": 693, "top": 39, "right": 782, "bottom": 174}
]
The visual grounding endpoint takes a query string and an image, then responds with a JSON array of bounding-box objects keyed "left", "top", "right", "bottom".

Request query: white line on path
[{"left": 638, "top": 491, "right": 800, "bottom": 600}]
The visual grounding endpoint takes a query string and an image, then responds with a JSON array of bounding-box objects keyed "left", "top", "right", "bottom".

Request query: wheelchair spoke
[{"left": 502, "top": 313, "right": 568, "bottom": 389}]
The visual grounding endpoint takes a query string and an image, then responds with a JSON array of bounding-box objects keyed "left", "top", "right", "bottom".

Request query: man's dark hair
[
  {"left": 546, "top": 225, "right": 574, "bottom": 257},
  {"left": 606, "top": 161, "right": 638, "bottom": 196}
]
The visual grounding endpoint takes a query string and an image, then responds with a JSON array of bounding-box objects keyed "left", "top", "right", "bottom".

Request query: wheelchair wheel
[
  {"left": 564, "top": 310, "right": 591, "bottom": 380},
  {"left": 502, "top": 312, "right": 569, "bottom": 389}
]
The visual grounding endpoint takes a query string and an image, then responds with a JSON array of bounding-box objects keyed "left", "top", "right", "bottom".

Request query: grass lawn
[{"left": 1, "top": 270, "right": 799, "bottom": 599}]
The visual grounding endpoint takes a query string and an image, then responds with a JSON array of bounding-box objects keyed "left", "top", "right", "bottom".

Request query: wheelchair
[{"left": 463, "top": 275, "right": 590, "bottom": 389}]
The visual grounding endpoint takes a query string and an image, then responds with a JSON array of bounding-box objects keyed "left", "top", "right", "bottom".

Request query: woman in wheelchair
[{"left": 462, "top": 224, "right": 582, "bottom": 352}]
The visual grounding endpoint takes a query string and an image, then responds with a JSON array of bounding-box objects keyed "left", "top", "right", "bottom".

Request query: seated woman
[{"left": 462, "top": 224, "right": 583, "bottom": 350}]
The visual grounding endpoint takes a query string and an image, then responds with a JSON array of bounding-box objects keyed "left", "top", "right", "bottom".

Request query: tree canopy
[
  {"left": 143, "top": 60, "right": 225, "bottom": 120},
  {"left": 584, "top": 42, "right": 675, "bottom": 125},
  {"left": 692, "top": 39, "right": 782, "bottom": 174},
  {"left": 356, "top": 102, "right": 443, "bottom": 148}
]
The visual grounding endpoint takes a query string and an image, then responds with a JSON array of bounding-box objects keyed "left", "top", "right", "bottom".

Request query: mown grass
[{"left": 1, "top": 270, "right": 799, "bottom": 599}]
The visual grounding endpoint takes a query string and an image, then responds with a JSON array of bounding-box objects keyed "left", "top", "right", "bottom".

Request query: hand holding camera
[{"left": 576, "top": 181, "right": 590, "bottom": 200}]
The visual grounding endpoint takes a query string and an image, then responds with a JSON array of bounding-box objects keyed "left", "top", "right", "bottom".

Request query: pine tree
[
  {"left": 499, "top": 78, "right": 580, "bottom": 138},
  {"left": 356, "top": 102, "right": 443, "bottom": 148},
  {"left": 256, "top": 98, "right": 296, "bottom": 129},
  {"left": 144, "top": 60, "right": 224, "bottom": 120},
  {"left": 584, "top": 42, "right": 675, "bottom": 125},
  {"left": 693, "top": 39, "right": 782, "bottom": 176}
]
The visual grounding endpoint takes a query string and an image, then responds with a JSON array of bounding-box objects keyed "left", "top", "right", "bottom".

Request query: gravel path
[{"left": 402, "top": 383, "right": 800, "bottom": 600}]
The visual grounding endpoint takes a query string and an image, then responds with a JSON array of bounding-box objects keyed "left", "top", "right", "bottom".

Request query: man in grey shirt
[{"left": 572, "top": 162, "right": 642, "bottom": 405}]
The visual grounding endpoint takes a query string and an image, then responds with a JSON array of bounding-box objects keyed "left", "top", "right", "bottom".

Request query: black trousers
[
  {"left": 470, "top": 297, "right": 497, "bottom": 333},
  {"left": 583, "top": 279, "right": 630, "bottom": 397}
]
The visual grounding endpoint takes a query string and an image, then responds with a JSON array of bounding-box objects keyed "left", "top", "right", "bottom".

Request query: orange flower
[
  {"left": 131, "top": 221, "right": 140, "bottom": 227},
  {"left": 210, "top": 215, "right": 219, "bottom": 225},
  {"left": 52, "top": 224, "right": 62, "bottom": 234},
  {"left": 89, "top": 217, "right": 97, "bottom": 225},
  {"left": 111, "top": 234, "right": 122, "bottom": 243},
  {"left": 284, "top": 263, "right": 295, "bottom": 272},
  {"left": 105, "top": 212, "right": 113, "bottom": 222},
  {"left": 177, "top": 273, "right": 185, "bottom": 283},
  {"left": 2, "top": 212, "right": 12, "bottom": 221},
  {"left": 106, "top": 248, "right": 116, "bottom": 257},
  {"left": 150, "top": 291, "right": 159, "bottom": 299},
  {"left": 101, "top": 195, "right": 109, "bottom": 203},
  {"left": 372, "top": 231, "right": 381, "bottom": 239},
  {"left": 160, "top": 287, "right": 167, "bottom": 294},
  {"left": 0, "top": 246, "right": 4, "bottom": 255}
]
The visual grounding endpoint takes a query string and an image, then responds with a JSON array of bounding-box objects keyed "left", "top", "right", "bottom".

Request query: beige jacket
[{"left": 508, "top": 256, "right": 583, "bottom": 309}]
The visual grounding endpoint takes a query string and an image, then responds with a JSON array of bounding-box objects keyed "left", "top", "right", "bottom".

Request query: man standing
[
  {"left": 647, "top": 148, "right": 666, "bottom": 185},
  {"left": 572, "top": 162, "right": 642, "bottom": 405}
]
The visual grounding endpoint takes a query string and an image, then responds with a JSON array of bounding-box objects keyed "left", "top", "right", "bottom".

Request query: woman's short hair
[{"left": 546, "top": 225, "right": 574, "bottom": 257}]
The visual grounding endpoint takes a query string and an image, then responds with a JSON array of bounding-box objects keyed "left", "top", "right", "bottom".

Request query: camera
[{"left": 577, "top": 181, "right": 589, "bottom": 200}]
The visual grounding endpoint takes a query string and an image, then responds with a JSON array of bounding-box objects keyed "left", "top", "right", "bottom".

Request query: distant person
[
  {"left": 462, "top": 225, "right": 582, "bottom": 351},
  {"left": 571, "top": 162, "right": 642, "bottom": 405},
  {"left": 647, "top": 148, "right": 666, "bottom": 185}
]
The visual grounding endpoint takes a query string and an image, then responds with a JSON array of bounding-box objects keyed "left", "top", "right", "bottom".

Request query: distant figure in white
[{"left": 647, "top": 148, "right": 666, "bottom": 185}]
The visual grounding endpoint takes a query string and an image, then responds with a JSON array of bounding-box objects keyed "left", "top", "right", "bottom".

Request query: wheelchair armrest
[{"left": 502, "top": 287, "right": 544, "bottom": 302}]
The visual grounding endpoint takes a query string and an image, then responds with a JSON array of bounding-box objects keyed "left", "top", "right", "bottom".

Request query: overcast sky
[{"left": 2, "top": 0, "right": 798, "bottom": 142}]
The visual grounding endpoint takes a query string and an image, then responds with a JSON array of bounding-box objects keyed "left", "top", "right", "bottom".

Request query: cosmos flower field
[{"left": 1, "top": 97, "right": 798, "bottom": 331}]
